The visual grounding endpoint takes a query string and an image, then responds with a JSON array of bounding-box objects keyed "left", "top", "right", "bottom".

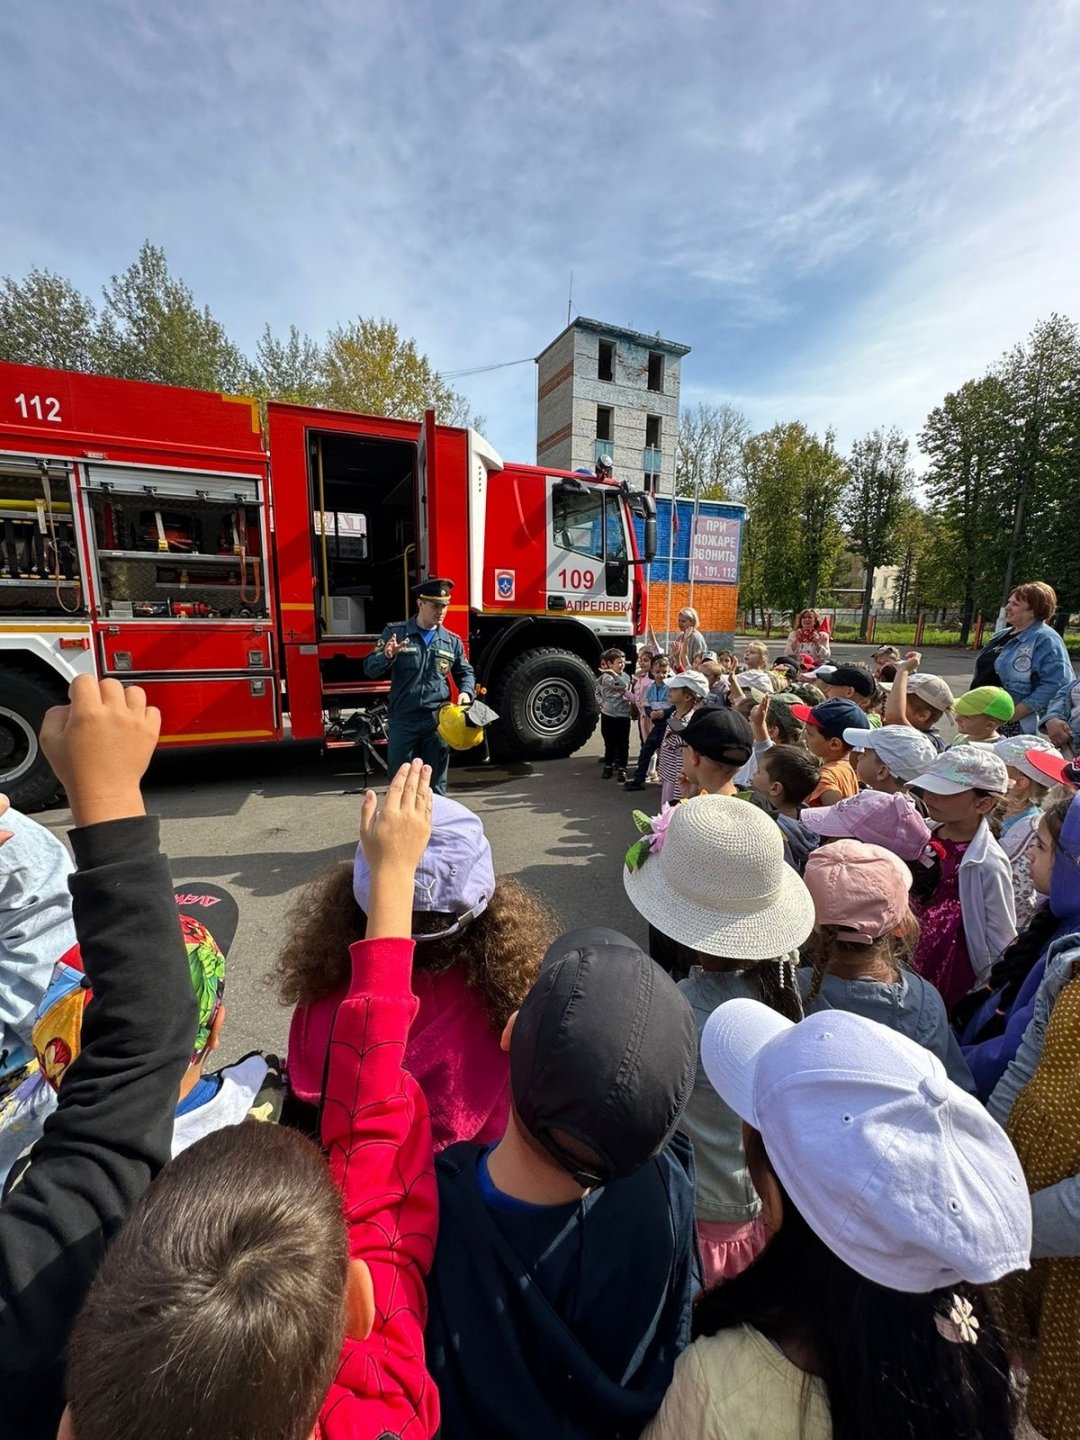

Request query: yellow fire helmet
[{"left": 437, "top": 701, "right": 486, "bottom": 751}]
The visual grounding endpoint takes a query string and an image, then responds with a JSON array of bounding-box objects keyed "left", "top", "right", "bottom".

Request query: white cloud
[{"left": 0, "top": 0, "right": 1077, "bottom": 467}]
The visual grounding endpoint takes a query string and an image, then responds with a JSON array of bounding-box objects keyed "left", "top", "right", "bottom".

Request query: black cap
[
  {"left": 510, "top": 928, "right": 695, "bottom": 1188},
  {"left": 824, "top": 664, "right": 875, "bottom": 698},
  {"left": 681, "top": 707, "right": 754, "bottom": 766},
  {"left": 411, "top": 577, "right": 454, "bottom": 602}
]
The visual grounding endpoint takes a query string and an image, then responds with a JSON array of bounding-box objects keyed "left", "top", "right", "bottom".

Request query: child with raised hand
[
  {"left": 0, "top": 676, "right": 198, "bottom": 1440},
  {"left": 277, "top": 795, "right": 558, "bottom": 1151},
  {"left": 624, "top": 795, "right": 815, "bottom": 1286},
  {"left": 799, "top": 840, "right": 975, "bottom": 1090},
  {"left": 885, "top": 652, "right": 954, "bottom": 751},
  {"left": 63, "top": 761, "right": 441, "bottom": 1440},
  {"left": 646, "top": 1001, "right": 1029, "bottom": 1440},
  {"left": 908, "top": 747, "right": 1016, "bottom": 1012}
]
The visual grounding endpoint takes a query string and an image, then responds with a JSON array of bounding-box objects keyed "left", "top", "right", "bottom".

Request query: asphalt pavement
[{"left": 31, "top": 643, "right": 983, "bottom": 1067}]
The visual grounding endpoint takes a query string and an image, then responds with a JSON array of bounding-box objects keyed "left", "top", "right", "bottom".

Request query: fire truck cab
[{"left": 0, "top": 361, "right": 655, "bottom": 811}]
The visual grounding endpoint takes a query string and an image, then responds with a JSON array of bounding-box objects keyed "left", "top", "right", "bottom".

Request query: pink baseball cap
[
  {"left": 800, "top": 788, "right": 933, "bottom": 862},
  {"left": 803, "top": 840, "right": 913, "bottom": 944}
]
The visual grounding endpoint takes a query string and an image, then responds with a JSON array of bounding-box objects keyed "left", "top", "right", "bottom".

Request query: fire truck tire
[
  {"left": 0, "top": 668, "right": 66, "bottom": 813},
  {"left": 489, "top": 647, "right": 598, "bottom": 758}
]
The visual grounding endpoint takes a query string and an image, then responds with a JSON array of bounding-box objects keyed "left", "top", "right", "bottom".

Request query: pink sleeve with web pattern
[{"left": 316, "top": 937, "right": 440, "bottom": 1440}]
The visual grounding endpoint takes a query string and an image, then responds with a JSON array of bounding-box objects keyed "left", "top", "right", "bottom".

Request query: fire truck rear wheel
[
  {"left": 490, "top": 647, "right": 598, "bottom": 758},
  {"left": 0, "top": 669, "right": 66, "bottom": 813}
]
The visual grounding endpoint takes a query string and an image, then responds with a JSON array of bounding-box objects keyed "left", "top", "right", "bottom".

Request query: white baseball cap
[
  {"left": 700, "top": 1000, "right": 1032, "bottom": 1292},
  {"left": 912, "top": 746, "right": 1010, "bottom": 796},
  {"left": 666, "top": 670, "right": 709, "bottom": 699},
  {"left": 993, "top": 734, "right": 1064, "bottom": 787},
  {"left": 842, "top": 724, "right": 940, "bottom": 783}
]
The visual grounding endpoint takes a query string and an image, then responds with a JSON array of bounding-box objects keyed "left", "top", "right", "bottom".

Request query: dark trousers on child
[
  {"left": 600, "top": 714, "right": 631, "bottom": 769},
  {"left": 629, "top": 718, "right": 667, "bottom": 784}
]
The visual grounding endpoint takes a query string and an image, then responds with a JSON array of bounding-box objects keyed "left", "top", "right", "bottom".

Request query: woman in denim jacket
[{"left": 981, "top": 582, "right": 1073, "bottom": 735}]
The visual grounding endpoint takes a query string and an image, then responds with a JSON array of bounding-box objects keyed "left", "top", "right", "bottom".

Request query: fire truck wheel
[
  {"left": 489, "top": 647, "right": 598, "bottom": 758},
  {"left": 0, "top": 668, "right": 66, "bottom": 813}
]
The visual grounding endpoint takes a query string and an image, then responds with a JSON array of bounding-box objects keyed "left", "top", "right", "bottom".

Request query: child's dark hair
[
  {"left": 66, "top": 1124, "right": 347, "bottom": 1440},
  {"left": 694, "top": 1131, "right": 1014, "bottom": 1440},
  {"left": 272, "top": 862, "right": 559, "bottom": 1032},
  {"left": 600, "top": 647, "right": 625, "bottom": 664},
  {"left": 760, "top": 745, "right": 820, "bottom": 805},
  {"left": 804, "top": 917, "right": 920, "bottom": 1002}
]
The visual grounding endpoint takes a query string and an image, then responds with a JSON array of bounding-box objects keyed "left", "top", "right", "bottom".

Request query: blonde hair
[
  {"left": 743, "top": 641, "right": 769, "bottom": 668},
  {"left": 678, "top": 607, "right": 700, "bottom": 626}
]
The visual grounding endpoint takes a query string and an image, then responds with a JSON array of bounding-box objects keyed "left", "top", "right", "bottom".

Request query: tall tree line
[
  {"left": 676, "top": 313, "right": 1080, "bottom": 635},
  {"left": 0, "top": 242, "right": 477, "bottom": 425}
]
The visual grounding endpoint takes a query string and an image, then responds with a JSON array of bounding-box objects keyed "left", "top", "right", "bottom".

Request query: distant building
[
  {"left": 869, "top": 565, "right": 901, "bottom": 613},
  {"left": 535, "top": 318, "right": 690, "bottom": 495}
]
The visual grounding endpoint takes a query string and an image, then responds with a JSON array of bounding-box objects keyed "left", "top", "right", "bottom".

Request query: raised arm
[{"left": 0, "top": 678, "right": 196, "bottom": 1426}]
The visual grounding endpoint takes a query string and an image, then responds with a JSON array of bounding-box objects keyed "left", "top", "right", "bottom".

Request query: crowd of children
[{"left": 2, "top": 602, "right": 1080, "bottom": 1440}]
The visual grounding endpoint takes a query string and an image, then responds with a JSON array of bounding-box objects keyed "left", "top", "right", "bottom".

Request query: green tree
[
  {"left": 797, "top": 426, "right": 848, "bottom": 610},
  {"left": 921, "top": 375, "right": 1011, "bottom": 640},
  {"left": 738, "top": 422, "right": 847, "bottom": 617},
  {"left": 0, "top": 268, "right": 97, "bottom": 372},
  {"left": 675, "top": 401, "right": 750, "bottom": 500},
  {"left": 843, "top": 427, "right": 912, "bottom": 638},
  {"left": 92, "top": 242, "right": 249, "bottom": 392},
  {"left": 319, "top": 317, "right": 475, "bottom": 424},
  {"left": 994, "top": 314, "right": 1080, "bottom": 617},
  {"left": 249, "top": 324, "right": 325, "bottom": 405}
]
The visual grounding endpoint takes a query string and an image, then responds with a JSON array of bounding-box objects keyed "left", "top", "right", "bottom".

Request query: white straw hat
[
  {"left": 701, "top": 999, "right": 1032, "bottom": 1292},
  {"left": 623, "top": 796, "right": 815, "bottom": 959}
]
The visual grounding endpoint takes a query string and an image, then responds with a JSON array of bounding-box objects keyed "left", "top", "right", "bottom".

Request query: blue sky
[{"left": 2, "top": 0, "right": 1078, "bottom": 467}]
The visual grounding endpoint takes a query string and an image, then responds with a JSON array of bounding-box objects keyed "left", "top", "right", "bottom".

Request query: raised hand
[
  {"left": 39, "top": 676, "right": 161, "bottom": 828},
  {"left": 359, "top": 760, "right": 433, "bottom": 939}
]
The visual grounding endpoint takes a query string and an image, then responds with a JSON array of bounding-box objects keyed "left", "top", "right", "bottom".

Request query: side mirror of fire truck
[{"left": 626, "top": 490, "right": 658, "bottom": 563}]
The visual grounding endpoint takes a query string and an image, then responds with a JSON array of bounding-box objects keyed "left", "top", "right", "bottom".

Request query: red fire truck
[{"left": 0, "top": 360, "right": 656, "bottom": 810}]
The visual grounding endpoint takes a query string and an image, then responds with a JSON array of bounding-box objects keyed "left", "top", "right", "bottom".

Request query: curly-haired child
[{"left": 275, "top": 796, "right": 560, "bottom": 1151}]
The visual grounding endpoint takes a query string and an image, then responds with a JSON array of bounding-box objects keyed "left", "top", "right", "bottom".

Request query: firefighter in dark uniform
[{"left": 364, "top": 577, "right": 476, "bottom": 795}]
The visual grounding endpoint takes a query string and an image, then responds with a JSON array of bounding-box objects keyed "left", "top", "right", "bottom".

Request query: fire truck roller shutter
[
  {"left": 487, "top": 645, "right": 599, "bottom": 759},
  {"left": 0, "top": 665, "right": 67, "bottom": 811}
]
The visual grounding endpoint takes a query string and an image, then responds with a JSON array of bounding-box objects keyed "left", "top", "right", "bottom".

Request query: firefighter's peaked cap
[{"left": 437, "top": 702, "right": 486, "bottom": 751}]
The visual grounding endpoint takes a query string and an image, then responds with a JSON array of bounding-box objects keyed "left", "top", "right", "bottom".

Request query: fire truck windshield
[{"left": 553, "top": 484, "right": 627, "bottom": 563}]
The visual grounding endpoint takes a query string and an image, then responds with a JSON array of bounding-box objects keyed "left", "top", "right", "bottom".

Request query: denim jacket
[
  {"left": 1041, "top": 675, "right": 1080, "bottom": 746},
  {"left": 988, "top": 930, "right": 1080, "bottom": 1259},
  {"left": 992, "top": 622, "right": 1074, "bottom": 732}
]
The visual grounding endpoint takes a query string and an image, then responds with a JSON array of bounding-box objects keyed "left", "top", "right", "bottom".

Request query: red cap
[
  {"left": 1024, "top": 749, "right": 1074, "bottom": 788},
  {"left": 791, "top": 703, "right": 818, "bottom": 726}
]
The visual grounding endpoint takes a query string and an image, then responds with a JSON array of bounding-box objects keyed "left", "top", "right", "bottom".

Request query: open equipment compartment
[
  {"left": 82, "top": 462, "right": 268, "bottom": 621},
  {"left": 0, "top": 455, "right": 84, "bottom": 616}
]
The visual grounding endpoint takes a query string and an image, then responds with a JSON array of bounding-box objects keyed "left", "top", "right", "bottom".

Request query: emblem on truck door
[{"left": 495, "top": 569, "right": 515, "bottom": 601}]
